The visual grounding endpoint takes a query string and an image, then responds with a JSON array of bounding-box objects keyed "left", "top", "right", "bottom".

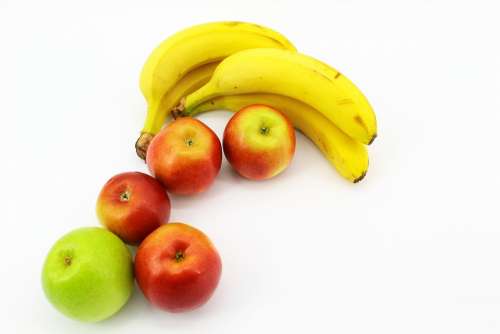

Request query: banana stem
[
  {"left": 135, "top": 132, "right": 154, "bottom": 160},
  {"left": 171, "top": 98, "right": 186, "bottom": 119}
]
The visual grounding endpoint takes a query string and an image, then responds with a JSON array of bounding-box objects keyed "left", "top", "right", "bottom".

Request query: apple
[
  {"left": 146, "top": 118, "right": 222, "bottom": 195},
  {"left": 42, "top": 227, "right": 134, "bottom": 322},
  {"left": 223, "top": 104, "right": 296, "bottom": 180},
  {"left": 135, "top": 223, "right": 222, "bottom": 312},
  {"left": 96, "top": 171, "right": 170, "bottom": 245}
]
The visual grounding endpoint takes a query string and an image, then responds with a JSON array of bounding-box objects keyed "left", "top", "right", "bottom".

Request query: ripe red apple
[
  {"left": 223, "top": 104, "right": 296, "bottom": 180},
  {"left": 146, "top": 118, "right": 222, "bottom": 195},
  {"left": 135, "top": 223, "right": 222, "bottom": 312},
  {"left": 96, "top": 172, "right": 170, "bottom": 245}
]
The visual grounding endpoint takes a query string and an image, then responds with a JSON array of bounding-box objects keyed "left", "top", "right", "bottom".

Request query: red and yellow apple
[
  {"left": 96, "top": 172, "right": 171, "bottom": 245},
  {"left": 146, "top": 118, "right": 222, "bottom": 195},
  {"left": 223, "top": 104, "right": 296, "bottom": 180},
  {"left": 135, "top": 223, "right": 222, "bottom": 312}
]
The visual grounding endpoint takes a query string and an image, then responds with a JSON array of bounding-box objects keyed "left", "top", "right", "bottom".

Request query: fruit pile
[{"left": 42, "top": 21, "right": 378, "bottom": 322}]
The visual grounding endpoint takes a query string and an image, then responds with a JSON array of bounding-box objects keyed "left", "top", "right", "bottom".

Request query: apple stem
[
  {"left": 260, "top": 126, "right": 270, "bottom": 135},
  {"left": 120, "top": 190, "right": 131, "bottom": 202},
  {"left": 174, "top": 251, "right": 184, "bottom": 262},
  {"left": 64, "top": 256, "right": 72, "bottom": 266}
]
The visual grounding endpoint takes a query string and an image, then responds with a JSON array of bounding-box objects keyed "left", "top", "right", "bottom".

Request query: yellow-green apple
[
  {"left": 96, "top": 172, "right": 170, "bottom": 245},
  {"left": 223, "top": 105, "right": 296, "bottom": 180},
  {"left": 42, "top": 227, "right": 134, "bottom": 322},
  {"left": 135, "top": 223, "right": 222, "bottom": 312},
  {"left": 146, "top": 118, "right": 222, "bottom": 195}
]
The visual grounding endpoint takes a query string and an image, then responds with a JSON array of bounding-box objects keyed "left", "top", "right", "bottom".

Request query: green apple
[{"left": 42, "top": 227, "right": 134, "bottom": 322}]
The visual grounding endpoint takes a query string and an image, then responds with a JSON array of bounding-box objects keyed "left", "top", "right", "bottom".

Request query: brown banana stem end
[
  {"left": 171, "top": 97, "right": 186, "bottom": 119},
  {"left": 135, "top": 132, "right": 154, "bottom": 161}
]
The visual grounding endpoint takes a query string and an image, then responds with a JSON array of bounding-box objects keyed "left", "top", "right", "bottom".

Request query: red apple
[
  {"left": 223, "top": 104, "right": 296, "bottom": 180},
  {"left": 135, "top": 223, "right": 222, "bottom": 312},
  {"left": 96, "top": 172, "right": 170, "bottom": 245},
  {"left": 146, "top": 118, "right": 222, "bottom": 195}
]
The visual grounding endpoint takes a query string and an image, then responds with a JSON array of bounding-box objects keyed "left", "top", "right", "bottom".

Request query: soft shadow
[{"left": 94, "top": 281, "right": 228, "bottom": 330}]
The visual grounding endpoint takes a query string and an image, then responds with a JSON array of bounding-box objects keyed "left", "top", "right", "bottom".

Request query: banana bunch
[
  {"left": 137, "top": 22, "right": 377, "bottom": 182},
  {"left": 136, "top": 21, "right": 296, "bottom": 159}
]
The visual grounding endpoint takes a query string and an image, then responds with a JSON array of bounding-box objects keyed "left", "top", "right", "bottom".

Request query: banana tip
[
  {"left": 135, "top": 132, "right": 154, "bottom": 161},
  {"left": 368, "top": 134, "right": 377, "bottom": 145},
  {"left": 353, "top": 171, "right": 367, "bottom": 183}
]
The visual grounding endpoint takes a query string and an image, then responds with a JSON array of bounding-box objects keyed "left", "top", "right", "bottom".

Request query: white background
[{"left": 1, "top": 0, "right": 500, "bottom": 333}]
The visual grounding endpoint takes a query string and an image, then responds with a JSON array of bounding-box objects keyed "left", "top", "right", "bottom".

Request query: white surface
[{"left": 1, "top": 0, "right": 500, "bottom": 332}]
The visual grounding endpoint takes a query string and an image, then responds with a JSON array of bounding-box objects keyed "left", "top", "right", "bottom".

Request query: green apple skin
[{"left": 42, "top": 227, "right": 134, "bottom": 322}]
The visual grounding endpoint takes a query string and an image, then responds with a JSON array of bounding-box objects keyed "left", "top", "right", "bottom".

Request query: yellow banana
[
  {"left": 136, "top": 22, "right": 296, "bottom": 159},
  {"left": 188, "top": 94, "right": 369, "bottom": 182},
  {"left": 181, "top": 48, "right": 377, "bottom": 145},
  {"left": 136, "top": 62, "right": 218, "bottom": 159}
]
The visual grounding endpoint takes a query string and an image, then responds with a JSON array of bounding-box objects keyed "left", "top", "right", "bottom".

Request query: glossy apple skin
[
  {"left": 223, "top": 104, "right": 296, "bottom": 180},
  {"left": 146, "top": 118, "right": 222, "bottom": 195},
  {"left": 42, "top": 227, "right": 134, "bottom": 322},
  {"left": 96, "top": 172, "right": 171, "bottom": 245},
  {"left": 135, "top": 223, "right": 222, "bottom": 313}
]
